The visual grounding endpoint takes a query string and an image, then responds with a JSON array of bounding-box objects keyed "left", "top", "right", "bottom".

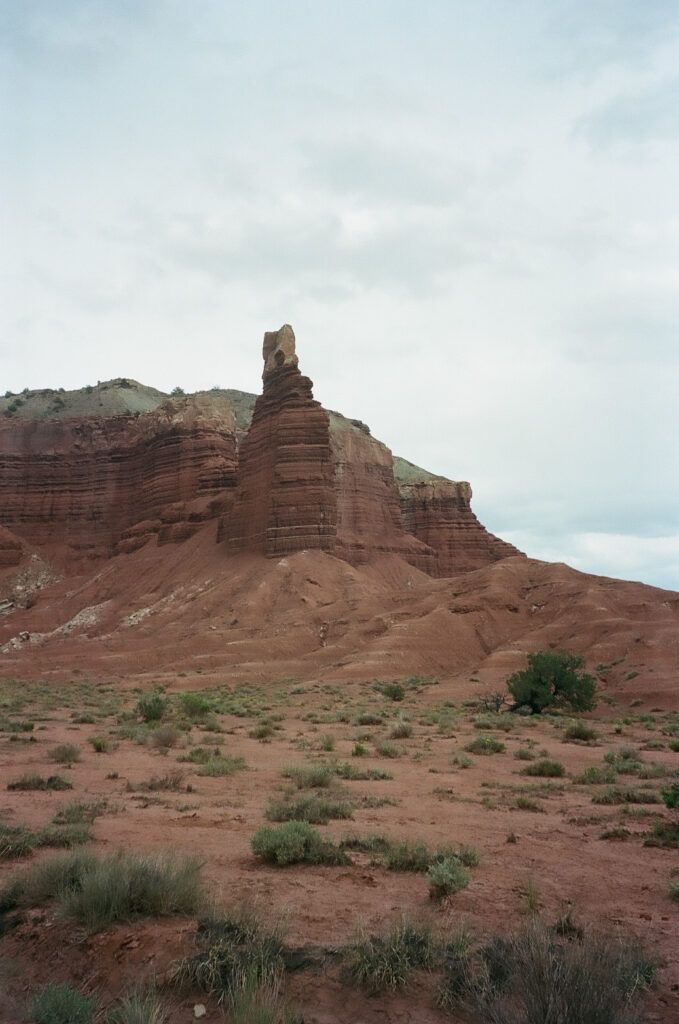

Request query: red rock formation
[
  {"left": 329, "top": 413, "right": 437, "bottom": 570},
  {"left": 223, "top": 326, "right": 337, "bottom": 555},
  {"left": 0, "top": 526, "right": 23, "bottom": 568},
  {"left": 0, "top": 393, "right": 238, "bottom": 565},
  {"left": 395, "top": 458, "right": 522, "bottom": 575}
]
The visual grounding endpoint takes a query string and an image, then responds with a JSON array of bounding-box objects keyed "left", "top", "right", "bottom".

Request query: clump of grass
[
  {"left": 0, "top": 822, "right": 37, "bottom": 859},
  {"left": 107, "top": 988, "right": 168, "bottom": 1024},
  {"left": 352, "top": 743, "right": 367, "bottom": 757},
  {"left": 448, "top": 920, "right": 654, "bottom": 1023},
  {"left": 49, "top": 743, "right": 81, "bottom": 764},
  {"left": 52, "top": 801, "right": 106, "bottom": 825},
  {"left": 573, "top": 765, "right": 617, "bottom": 785},
  {"left": 174, "top": 909, "right": 285, "bottom": 1004},
  {"left": 465, "top": 736, "right": 505, "bottom": 755},
  {"left": 514, "top": 748, "right": 535, "bottom": 761},
  {"left": 2, "top": 848, "right": 204, "bottom": 929},
  {"left": 515, "top": 796, "right": 543, "bottom": 812},
  {"left": 250, "top": 822, "right": 349, "bottom": 866},
  {"left": 197, "top": 755, "right": 246, "bottom": 777},
  {"left": 7, "top": 774, "right": 72, "bottom": 791},
  {"left": 472, "top": 714, "right": 513, "bottom": 732},
  {"left": 644, "top": 820, "right": 679, "bottom": 848},
  {"left": 427, "top": 856, "right": 471, "bottom": 899},
  {"left": 390, "top": 720, "right": 412, "bottom": 740},
  {"left": 563, "top": 720, "right": 599, "bottom": 743},
  {"left": 453, "top": 754, "right": 474, "bottom": 768},
  {"left": 354, "top": 712, "right": 383, "bottom": 726},
  {"left": 320, "top": 733, "right": 335, "bottom": 751},
  {"left": 177, "top": 746, "right": 214, "bottom": 764},
  {"left": 604, "top": 748, "right": 644, "bottom": 775},
  {"left": 126, "top": 771, "right": 185, "bottom": 793},
  {"left": 30, "top": 981, "right": 96, "bottom": 1024},
  {"left": 334, "top": 762, "right": 392, "bottom": 780},
  {"left": 593, "top": 786, "right": 662, "bottom": 805},
  {"left": 282, "top": 763, "right": 336, "bottom": 789},
  {"left": 249, "top": 721, "right": 276, "bottom": 741},
  {"left": 148, "top": 724, "right": 182, "bottom": 750},
  {"left": 88, "top": 736, "right": 111, "bottom": 753},
  {"left": 375, "top": 740, "right": 401, "bottom": 758},
  {"left": 37, "top": 824, "right": 92, "bottom": 849},
  {"left": 521, "top": 758, "right": 565, "bottom": 778},
  {"left": 345, "top": 917, "right": 436, "bottom": 992},
  {"left": 265, "top": 792, "right": 354, "bottom": 825}
]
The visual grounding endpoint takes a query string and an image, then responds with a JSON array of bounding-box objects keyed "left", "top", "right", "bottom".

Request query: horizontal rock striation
[
  {"left": 395, "top": 458, "right": 522, "bottom": 575},
  {"left": 222, "top": 326, "right": 337, "bottom": 555},
  {"left": 0, "top": 395, "right": 238, "bottom": 564}
]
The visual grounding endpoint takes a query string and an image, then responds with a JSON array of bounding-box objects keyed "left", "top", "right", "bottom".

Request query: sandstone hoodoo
[{"left": 222, "top": 325, "right": 338, "bottom": 556}]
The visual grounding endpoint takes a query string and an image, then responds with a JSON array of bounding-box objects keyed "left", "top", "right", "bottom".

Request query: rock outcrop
[
  {"left": 395, "top": 458, "right": 522, "bottom": 575},
  {"left": 222, "top": 326, "right": 337, "bottom": 555},
  {"left": 0, "top": 393, "right": 238, "bottom": 565},
  {"left": 1, "top": 325, "right": 520, "bottom": 578}
]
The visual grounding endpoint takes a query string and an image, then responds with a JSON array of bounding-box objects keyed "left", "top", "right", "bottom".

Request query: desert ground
[{"left": 0, "top": 652, "right": 677, "bottom": 1022}]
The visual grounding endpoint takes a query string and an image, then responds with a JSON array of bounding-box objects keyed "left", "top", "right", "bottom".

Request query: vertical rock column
[{"left": 224, "top": 325, "right": 337, "bottom": 555}]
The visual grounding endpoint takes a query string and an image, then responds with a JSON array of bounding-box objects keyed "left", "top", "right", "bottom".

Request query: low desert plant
[
  {"left": 390, "top": 720, "right": 413, "bottom": 739},
  {"left": 521, "top": 758, "right": 565, "bottom": 778},
  {"left": 148, "top": 724, "right": 182, "bottom": 750},
  {"left": 197, "top": 755, "right": 245, "bottom": 776},
  {"left": 375, "top": 740, "right": 401, "bottom": 758},
  {"left": 251, "top": 822, "right": 349, "bottom": 866},
  {"left": 283, "top": 763, "right": 336, "bottom": 789},
  {"left": 592, "top": 786, "right": 662, "bottom": 805},
  {"left": 126, "top": 771, "right": 185, "bottom": 792},
  {"left": 564, "top": 720, "right": 599, "bottom": 743},
  {"left": 345, "top": 917, "right": 436, "bottom": 992},
  {"left": 7, "top": 774, "right": 72, "bottom": 791},
  {"left": 179, "top": 692, "right": 212, "bottom": 719},
  {"left": 107, "top": 988, "right": 168, "bottom": 1024},
  {"left": 1, "top": 849, "right": 204, "bottom": 929},
  {"left": 49, "top": 743, "right": 81, "bottom": 764},
  {"left": 427, "top": 856, "right": 470, "bottom": 898},
  {"left": 174, "top": 909, "right": 285, "bottom": 1004},
  {"left": 354, "top": 712, "right": 383, "bottom": 726},
  {"left": 514, "top": 747, "right": 535, "bottom": 761},
  {"left": 465, "top": 736, "right": 505, "bottom": 755},
  {"left": 136, "top": 693, "right": 170, "bottom": 723},
  {"left": 30, "top": 981, "right": 96, "bottom": 1024},
  {"left": 265, "top": 792, "right": 354, "bottom": 825},
  {"left": 0, "top": 822, "right": 37, "bottom": 859},
  {"left": 574, "top": 766, "right": 617, "bottom": 785},
  {"left": 88, "top": 735, "right": 111, "bottom": 753}
]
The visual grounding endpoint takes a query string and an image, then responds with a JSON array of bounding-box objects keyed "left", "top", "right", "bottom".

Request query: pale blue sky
[{"left": 2, "top": 0, "right": 678, "bottom": 589}]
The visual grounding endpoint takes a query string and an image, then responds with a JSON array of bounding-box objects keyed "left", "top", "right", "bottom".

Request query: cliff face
[
  {"left": 222, "top": 326, "right": 337, "bottom": 556},
  {"left": 0, "top": 327, "right": 520, "bottom": 578},
  {"left": 0, "top": 391, "right": 238, "bottom": 564},
  {"left": 329, "top": 414, "right": 437, "bottom": 571},
  {"left": 395, "top": 459, "right": 522, "bottom": 575}
]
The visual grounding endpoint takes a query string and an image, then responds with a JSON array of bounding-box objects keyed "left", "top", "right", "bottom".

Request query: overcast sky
[{"left": 1, "top": 0, "right": 678, "bottom": 590}]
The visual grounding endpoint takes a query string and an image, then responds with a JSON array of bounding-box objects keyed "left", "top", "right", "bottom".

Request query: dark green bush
[
  {"left": 136, "top": 693, "right": 170, "bottom": 723},
  {"left": 508, "top": 651, "right": 596, "bottom": 714},
  {"left": 465, "top": 736, "right": 505, "bottom": 755},
  {"left": 346, "top": 918, "right": 436, "bottom": 992},
  {"left": 521, "top": 759, "right": 565, "bottom": 778},
  {"left": 427, "top": 856, "right": 470, "bottom": 899}
]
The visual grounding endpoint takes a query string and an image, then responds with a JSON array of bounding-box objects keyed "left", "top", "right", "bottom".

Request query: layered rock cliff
[
  {"left": 1, "top": 327, "right": 520, "bottom": 577},
  {"left": 0, "top": 386, "right": 238, "bottom": 565},
  {"left": 395, "top": 458, "right": 522, "bottom": 575}
]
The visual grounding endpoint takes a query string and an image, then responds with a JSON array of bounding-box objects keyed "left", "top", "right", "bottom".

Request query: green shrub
[
  {"left": 574, "top": 765, "right": 617, "bottom": 785},
  {"left": 250, "top": 822, "right": 348, "bottom": 866},
  {"left": 514, "top": 748, "right": 535, "bottom": 761},
  {"left": 30, "top": 981, "right": 96, "bottom": 1024},
  {"left": 662, "top": 782, "right": 679, "bottom": 809},
  {"left": 249, "top": 721, "right": 276, "bottom": 741},
  {"left": 465, "top": 736, "right": 505, "bottom": 755},
  {"left": 669, "top": 740, "right": 679, "bottom": 753},
  {"left": 88, "top": 736, "right": 110, "bottom": 753},
  {"left": 320, "top": 733, "right": 335, "bottom": 751},
  {"left": 345, "top": 918, "right": 436, "bottom": 992},
  {"left": 379, "top": 683, "right": 405, "bottom": 702},
  {"left": 49, "top": 744, "right": 81, "bottom": 764},
  {"left": 427, "top": 856, "right": 470, "bottom": 898},
  {"left": 265, "top": 792, "right": 354, "bottom": 824},
  {"left": 38, "top": 824, "right": 91, "bottom": 849},
  {"left": 564, "top": 721, "right": 598, "bottom": 743},
  {"left": 521, "top": 759, "right": 565, "bottom": 778},
  {"left": 334, "top": 762, "right": 392, "bottom": 780},
  {"left": 645, "top": 821, "right": 679, "bottom": 847},
  {"left": 473, "top": 714, "right": 513, "bottom": 732},
  {"left": 352, "top": 743, "right": 367, "bottom": 757},
  {"left": 136, "top": 693, "right": 170, "bottom": 723},
  {"left": 375, "top": 740, "right": 401, "bottom": 758},
  {"left": 508, "top": 651, "right": 596, "bottom": 714},
  {"left": 179, "top": 693, "right": 212, "bottom": 719},
  {"left": 177, "top": 746, "right": 213, "bottom": 764},
  {"left": 354, "top": 712, "right": 382, "bottom": 726}
]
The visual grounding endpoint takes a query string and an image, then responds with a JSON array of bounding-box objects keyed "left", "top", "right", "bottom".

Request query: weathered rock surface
[
  {"left": 1, "top": 325, "right": 518, "bottom": 577},
  {"left": 222, "top": 325, "right": 337, "bottom": 555},
  {"left": 0, "top": 392, "right": 238, "bottom": 565},
  {"left": 395, "top": 458, "right": 522, "bottom": 575}
]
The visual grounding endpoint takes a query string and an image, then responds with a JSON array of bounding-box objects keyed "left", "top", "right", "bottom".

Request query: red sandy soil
[{"left": 0, "top": 534, "right": 678, "bottom": 1021}]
